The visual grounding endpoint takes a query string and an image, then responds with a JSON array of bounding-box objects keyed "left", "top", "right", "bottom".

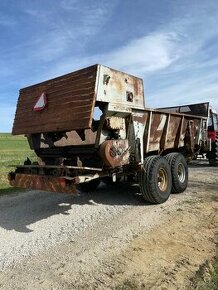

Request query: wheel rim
[
  {"left": 157, "top": 167, "right": 168, "bottom": 191},
  {"left": 177, "top": 163, "right": 186, "bottom": 183}
]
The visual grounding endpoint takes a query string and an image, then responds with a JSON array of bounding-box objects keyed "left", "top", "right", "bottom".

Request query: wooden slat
[
  {"left": 15, "top": 101, "right": 92, "bottom": 117},
  {"left": 12, "top": 65, "right": 98, "bottom": 135},
  {"left": 13, "top": 116, "right": 91, "bottom": 135},
  {"left": 13, "top": 110, "right": 91, "bottom": 132},
  {"left": 16, "top": 91, "right": 94, "bottom": 108},
  {"left": 15, "top": 96, "right": 93, "bottom": 111},
  {"left": 20, "top": 65, "right": 97, "bottom": 92},
  {"left": 14, "top": 108, "right": 92, "bottom": 126},
  {"left": 19, "top": 79, "right": 96, "bottom": 99}
]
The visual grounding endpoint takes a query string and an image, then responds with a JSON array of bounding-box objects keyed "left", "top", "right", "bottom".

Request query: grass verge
[
  {"left": 194, "top": 256, "right": 218, "bottom": 290},
  {"left": 0, "top": 133, "right": 36, "bottom": 195}
]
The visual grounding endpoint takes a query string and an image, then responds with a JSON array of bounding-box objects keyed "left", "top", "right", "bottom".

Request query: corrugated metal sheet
[{"left": 12, "top": 65, "right": 98, "bottom": 135}]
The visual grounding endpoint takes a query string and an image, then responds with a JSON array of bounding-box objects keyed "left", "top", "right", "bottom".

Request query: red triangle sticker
[{"left": 33, "top": 92, "right": 47, "bottom": 111}]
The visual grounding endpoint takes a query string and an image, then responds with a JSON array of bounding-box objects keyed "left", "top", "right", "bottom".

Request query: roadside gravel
[
  {"left": 0, "top": 183, "right": 133, "bottom": 269},
  {"left": 0, "top": 181, "right": 186, "bottom": 270}
]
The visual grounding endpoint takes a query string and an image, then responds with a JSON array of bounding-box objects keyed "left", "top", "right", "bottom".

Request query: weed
[
  {"left": 194, "top": 256, "right": 218, "bottom": 290},
  {"left": 176, "top": 208, "right": 183, "bottom": 212},
  {"left": 182, "top": 198, "right": 198, "bottom": 205},
  {"left": 115, "top": 278, "right": 139, "bottom": 290}
]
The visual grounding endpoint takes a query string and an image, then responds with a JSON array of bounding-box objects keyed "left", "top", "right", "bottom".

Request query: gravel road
[
  {"left": 0, "top": 161, "right": 217, "bottom": 289},
  {"left": 0, "top": 181, "right": 181, "bottom": 270}
]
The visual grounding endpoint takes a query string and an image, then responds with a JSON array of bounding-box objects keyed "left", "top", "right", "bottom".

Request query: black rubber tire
[
  {"left": 165, "top": 153, "right": 188, "bottom": 194},
  {"left": 139, "top": 156, "right": 172, "bottom": 204},
  {"left": 77, "top": 179, "right": 100, "bottom": 192}
]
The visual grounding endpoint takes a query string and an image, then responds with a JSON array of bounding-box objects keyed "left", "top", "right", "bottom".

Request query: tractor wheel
[
  {"left": 139, "top": 156, "right": 172, "bottom": 204},
  {"left": 165, "top": 153, "right": 188, "bottom": 193},
  {"left": 77, "top": 179, "right": 100, "bottom": 192}
]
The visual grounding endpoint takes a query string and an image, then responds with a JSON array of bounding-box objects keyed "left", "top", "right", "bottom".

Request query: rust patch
[
  {"left": 164, "top": 115, "right": 181, "bottom": 149},
  {"left": 132, "top": 111, "right": 148, "bottom": 124},
  {"left": 8, "top": 173, "right": 79, "bottom": 194}
]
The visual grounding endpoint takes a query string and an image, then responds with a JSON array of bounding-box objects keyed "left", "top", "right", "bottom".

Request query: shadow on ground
[{"left": 0, "top": 182, "right": 148, "bottom": 233}]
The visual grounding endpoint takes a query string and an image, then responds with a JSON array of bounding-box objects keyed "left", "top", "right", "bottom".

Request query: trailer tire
[
  {"left": 77, "top": 179, "right": 100, "bottom": 192},
  {"left": 139, "top": 156, "right": 172, "bottom": 204},
  {"left": 165, "top": 153, "right": 188, "bottom": 193}
]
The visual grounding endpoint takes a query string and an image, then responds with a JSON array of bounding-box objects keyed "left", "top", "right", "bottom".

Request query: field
[{"left": 0, "top": 133, "right": 36, "bottom": 194}]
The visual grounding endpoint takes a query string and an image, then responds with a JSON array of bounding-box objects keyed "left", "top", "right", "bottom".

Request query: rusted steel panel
[
  {"left": 132, "top": 110, "right": 148, "bottom": 162},
  {"left": 8, "top": 173, "right": 78, "bottom": 194},
  {"left": 164, "top": 115, "right": 182, "bottom": 149},
  {"left": 53, "top": 130, "right": 97, "bottom": 147},
  {"left": 142, "top": 109, "right": 205, "bottom": 154},
  {"left": 148, "top": 113, "right": 166, "bottom": 152},
  {"left": 96, "top": 66, "right": 144, "bottom": 109},
  {"left": 27, "top": 129, "right": 97, "bottom": 150},
  {"left": 143, "top": 111, "right": 152, "bottom": 154},
  {"left": 99, "top": 139, "right": 129, "bottom": 168},
  {"left": 184, "top": 117, "right": 202, "bottom": 150},
  {"left": 12, "top": 65, "right": 98, "bottom": 135}
]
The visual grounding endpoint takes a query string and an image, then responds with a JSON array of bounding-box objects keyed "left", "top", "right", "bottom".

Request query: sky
[{"left": 0, "top": 0, "right": 218, "bottom": 132}]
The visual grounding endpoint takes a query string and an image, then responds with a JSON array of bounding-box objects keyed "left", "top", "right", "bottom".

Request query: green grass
[
  {"left": 0, "top": 133, "right": 36, "bottom": 194},
  {"left": 195, "top": 257, "right": 218, "bottom": 290}
]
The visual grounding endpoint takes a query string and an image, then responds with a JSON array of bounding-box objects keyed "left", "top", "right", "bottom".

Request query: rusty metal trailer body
[
  {"left": 158, "top": 102, "right": 218, "bottom": 165},
  {"left": 9, "top": 65, "right": 208, "bottom": 203}
]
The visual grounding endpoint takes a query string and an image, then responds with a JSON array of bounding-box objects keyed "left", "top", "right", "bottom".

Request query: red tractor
[{"left": 158, "top": 102, "right": 218, "bottom": 166}]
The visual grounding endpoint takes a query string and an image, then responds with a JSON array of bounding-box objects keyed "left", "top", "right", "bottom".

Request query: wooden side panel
[{"left": 12, "top": 65, "right": 98, "bottom": 135}]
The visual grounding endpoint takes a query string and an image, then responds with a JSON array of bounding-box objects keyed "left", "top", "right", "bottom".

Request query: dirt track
[{"left": 0, "top": 161, "right": 217, "bottom": 290}]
